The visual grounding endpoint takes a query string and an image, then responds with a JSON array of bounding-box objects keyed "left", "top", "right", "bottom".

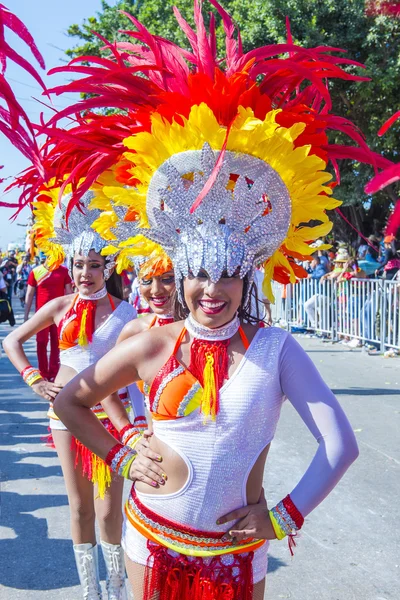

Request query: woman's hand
[
  {"left": 128, "top": 436, "right": 167, "bottom": 488},
  {"left": 217, "top": 489, "right": 277, "bottom": 543},
  {"left": 31, "top": 380, "right": 63, "bottom": 402},
  {"left": 134, "top": 429, "right": 153, "bottom": 454}
]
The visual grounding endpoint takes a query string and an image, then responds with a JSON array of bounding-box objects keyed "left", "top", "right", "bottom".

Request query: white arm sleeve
[{"left": 279, "top": 334, "right": 359, "bottom": 517}]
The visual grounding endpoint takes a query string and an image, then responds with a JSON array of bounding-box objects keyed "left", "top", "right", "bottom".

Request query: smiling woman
[
  {"left": 184, "top": 268, "right": 244, "bottom": 324},
  {"left": 2, "top": 191, "right": 141, "bottom": 599}
]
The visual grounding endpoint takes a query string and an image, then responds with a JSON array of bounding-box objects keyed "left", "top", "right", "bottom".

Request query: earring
[{"left": 104, "top": 257, "right": 116, "bottom": 282}]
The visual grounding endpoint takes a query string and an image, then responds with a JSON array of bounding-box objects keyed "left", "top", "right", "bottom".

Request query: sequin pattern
[
  {"left": 177, "top": 382, "right": 202, "bottom": 417},
  {"left": 49, "top": 190, "right": 116, "bottom": 272},
  {"left": 185, "top": 313, "right": 240, "bottom": 341},
  {"left": 134, "top": 327, "right": 289, "bottom": 533},
  {"left": 59, "top": 302, "right": 136, "bottom": 372},
  {"left": 143, "top": 145, "right": 291, "bottom": 298},
  {"left": 151, "top": 364, "right": 185, "bottom": 413}
]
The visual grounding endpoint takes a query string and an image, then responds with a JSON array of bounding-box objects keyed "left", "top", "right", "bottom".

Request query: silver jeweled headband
[
  {"left": 50, "top": 190, "right": 116, "bottom": 278},
  {"left": 143, "top": 143, "right": 291, "bottom": 291}
]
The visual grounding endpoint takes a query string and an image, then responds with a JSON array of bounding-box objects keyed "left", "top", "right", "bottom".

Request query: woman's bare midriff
[
  {"left": 54, "top": 364, "right": 79, "bottom": 387},
  {"left": 48, "top": 365, "right": 79, "bottom": 417},
  {"left": 135, "top": 425, "right": 271, "bottom": 504},
  {"left": 135, "top": 433, "right": 190, "bottom": 494}
]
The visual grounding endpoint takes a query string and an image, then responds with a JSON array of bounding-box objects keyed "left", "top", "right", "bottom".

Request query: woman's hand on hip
[
  {"left": 217, "top": 489, "right": 277, "bottom": 542},
  {"left": 134, "top": 429, "right": 153, "bottom": 454},
  {"left": 128, "top": 441, "right": 167, "bottom": 488},
  {"left": 31, "top": 380, "right": 63, "bottom": 402}
]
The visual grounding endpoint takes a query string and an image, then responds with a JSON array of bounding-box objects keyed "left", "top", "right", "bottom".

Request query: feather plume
[
  {"left": 1, "top": 0, "right": 389, "bottom": 256},
  {"left": 0, "top": 4, "right": 47, "bottom": 210},
  {"left": 364, "top": 110, "right": 400, "bottom": 235}
]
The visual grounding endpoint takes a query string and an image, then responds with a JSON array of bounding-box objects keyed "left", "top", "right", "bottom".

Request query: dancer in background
[
  {"left": 96, "top": 214, "right": 176, "bottom": 431},
  {"left": 117, "top": 252, "right": 176, "bottom": 429},
  {"left": 0, "top": 11, "right": 164, "bottom": 596},
  {"left": 3, "top": 192, "right": 163, "bottom": 600},
  {"left": 24, "top": 253, "right": 72, "bottom": 380}
]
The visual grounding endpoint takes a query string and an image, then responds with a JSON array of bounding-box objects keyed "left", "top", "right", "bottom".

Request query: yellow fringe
[
  {"left": 202, "top": 352, "right": 217, "bottom": 423},
  {"left": 78, "top": 306, "right": 89, "bottom": 346},
  {"left": 91, "top": 454, "right": 112, "bottom": 500}
]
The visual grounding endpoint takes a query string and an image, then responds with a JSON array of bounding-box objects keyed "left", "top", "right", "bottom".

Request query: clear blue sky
[{"left": 0, "top": 0, "right": 118, "bottom": 250}]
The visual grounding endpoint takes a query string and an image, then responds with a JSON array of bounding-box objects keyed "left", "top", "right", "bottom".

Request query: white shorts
[{"left": 48, "top": 417, "right": 68, "bottom": 431}]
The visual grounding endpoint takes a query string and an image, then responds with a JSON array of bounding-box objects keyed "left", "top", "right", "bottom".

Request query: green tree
[{"left": 66, "top": 0, "right": 399, "bottom": 238}]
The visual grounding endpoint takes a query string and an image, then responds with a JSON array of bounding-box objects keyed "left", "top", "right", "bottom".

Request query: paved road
[{"left": 0, "top": 305, "right": 399, "bottom": 599}]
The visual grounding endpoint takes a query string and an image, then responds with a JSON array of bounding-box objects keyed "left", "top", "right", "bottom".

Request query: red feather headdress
[
  {"left": 365, "top": 111, "right": 400, "bottom": 235},
  {"left": 0, "top": 4, "right": 47, "bottom": 202},
  {"left": 365, "top": 1, "right": 400, "bottom": 18},
  {"left": 22, "top": 0, "right": 388, "bottom": 217},
  {"left": 1, "top": 1, "right": 393, "bottom": 293}
]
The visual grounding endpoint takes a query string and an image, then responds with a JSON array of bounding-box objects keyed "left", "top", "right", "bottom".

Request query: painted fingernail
[
  {"left": 161, "top": 473, "right": 168, "bottom": 481},
  {"left": 221, "top": 534, "right": 230, "bottom": 542},
  {"left": 157, "top": 455, "right": 162, "bottom": 462},
  {"left": 159, "top": 479, "right": 165, "bottom": 485},
  {"left": 229, "top": 530, "right": 234, "bottom": 536},
  {"left": 216, "top": 519, "right": 221, "bottom": 525},
  {"left": 151, "top": 481, "right": 158, "bottom": 487}
]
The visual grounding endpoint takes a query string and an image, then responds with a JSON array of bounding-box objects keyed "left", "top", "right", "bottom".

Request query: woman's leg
[
  {"left": 253, "top": 578, "right": 266, "bottom": 599},
  {"left": 125, "top": 557, "right": 149, "bottom": 600},
  {"left": 52, "top": 429, "right": 96, "bottom": 544},
  {"left": 94, "top": 473, "right": 124, "bottom": 544},
  {"left": 95, "top": 475, "right": 127, "bottom": 598},
  {"left": 52, "top": 429, "right": 102, "bottom": 598}
]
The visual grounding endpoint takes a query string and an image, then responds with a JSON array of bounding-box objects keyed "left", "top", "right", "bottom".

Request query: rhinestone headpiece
[
  {"left": 103, "top": 205, "right": 173, "bottom": 279},
  {"left": 3, "top": 2, "right": 381, "bottom": 304},
  {"left": 144, "top": 144, "right": 291, "bottom": 288},
  {"left": 48, "top": 191, "right": 116, "bottom": 277}
]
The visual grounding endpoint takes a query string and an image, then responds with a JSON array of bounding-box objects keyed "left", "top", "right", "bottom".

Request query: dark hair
[
  {"left": 238, "top": 279, "right": 266, "bottom": 326},
  {"left": 173, "top": 275, "right": 266, "bottom": 326},
  {"left": 106, "top": 270, "right": 124, "bottom": 300}
]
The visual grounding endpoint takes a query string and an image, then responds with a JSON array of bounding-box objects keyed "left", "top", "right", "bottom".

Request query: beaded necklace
[{"left": 185, "top": 314, "right": 240, "bottom": 421}]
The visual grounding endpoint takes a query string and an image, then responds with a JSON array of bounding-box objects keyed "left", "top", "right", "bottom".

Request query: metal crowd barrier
[{"left": 270, "top": 278, "right": 400, "bottom": 351}]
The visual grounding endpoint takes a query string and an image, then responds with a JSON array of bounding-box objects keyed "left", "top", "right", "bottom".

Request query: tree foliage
[{"left": 65, "top": 0, "right": 400, "bottom": 237}]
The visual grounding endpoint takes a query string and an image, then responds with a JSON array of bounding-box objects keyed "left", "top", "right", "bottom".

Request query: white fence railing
[{"left": 271, "top": 278, "right": 400, "bottom": 351}]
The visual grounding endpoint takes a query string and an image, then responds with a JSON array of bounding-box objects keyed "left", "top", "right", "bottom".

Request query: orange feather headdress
[{"left": 1, "top": 1, "right": 392, "bottom": 298}]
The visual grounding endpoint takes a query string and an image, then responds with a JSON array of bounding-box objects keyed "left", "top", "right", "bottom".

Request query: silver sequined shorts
[{"left": 122, "top": 516, "right": 269, "bottom": 584}]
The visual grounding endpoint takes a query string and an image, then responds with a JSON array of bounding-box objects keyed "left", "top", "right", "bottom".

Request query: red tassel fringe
[
  {"left": 189, "top": 339, "right": 230, "bottom": 385},
  {"left": 144, "top": 541, "right": 254, "bottom": 600},
  {"left": 71, "top": 417, "right": 120, "bottom": 480},
  {"left": 42, "top": 425, "right": 55, "bottom": 448}
]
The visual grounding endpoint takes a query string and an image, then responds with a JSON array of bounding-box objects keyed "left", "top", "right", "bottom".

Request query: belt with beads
[{"left": 125, "top": 487, "right": 265, "bottom": 557}]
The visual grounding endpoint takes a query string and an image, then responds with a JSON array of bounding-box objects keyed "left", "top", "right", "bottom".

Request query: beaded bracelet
[
  {"left": 21, "top": 366, "right": 43, "bottom": 387},
  {"left": 269, "top": 511, "right": 286, "bottom": 540},
  {"left": 269, "top": 494, "right": 304, "bottom": 555},
  {"left": 120, "top": 414, "right": 149, "bottom": 448},
  {"left": 119, "top": 424, "right": 142, "bottom": 448},
  {"left": 133, "top": 415, "right": 148, "bottom": 433},
  {"left": 105, "top": 443, "right": 137, "bottom": 479}
]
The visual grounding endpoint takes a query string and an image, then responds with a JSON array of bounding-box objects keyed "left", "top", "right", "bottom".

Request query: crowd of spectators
[
  {"left": 303, "top": 234, "right": 400, "bottom": 284},
  {"left": 294, "top": 233, "right": 400, "bottom": 349},
  {"left": 0, "top": 250, "right": 44, "bottom": 326}
]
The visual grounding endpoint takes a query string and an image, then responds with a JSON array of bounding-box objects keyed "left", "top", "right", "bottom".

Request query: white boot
[
  {"left": 100, "top": 541, "right": 128, "bottom": 600},
  {"left": 73, "top": 543, "right": 103, "bottom": 599}
]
